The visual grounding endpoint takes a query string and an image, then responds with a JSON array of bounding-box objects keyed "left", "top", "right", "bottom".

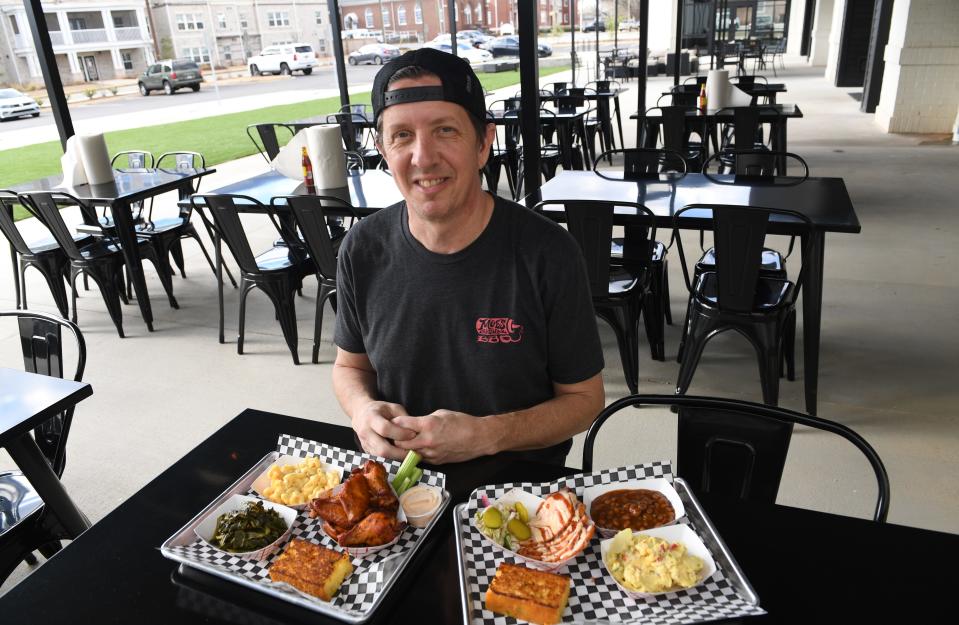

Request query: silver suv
[{"left": 138, "top": 60, "right": 203, "bottom": 96}]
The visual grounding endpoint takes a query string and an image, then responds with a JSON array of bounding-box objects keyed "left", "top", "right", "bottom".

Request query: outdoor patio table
[
  {"left": 488, "top": 106, "right": 592, "bottom": 171},
  {"left": 540, "top": 87, "right": 628, "bottom": 155},
  {"left": 0, "top": 367, "right": 92, "bottom": 539},
  {"left": 530, "top": 170, "right": 860, "bottom": 416},
  {"left": 633, "top": 104, "right": 804, "bottom": 174},
  {"left": 10, "top": 167, "right": 215, "bottom": 331},
  {"left": 2, "top": 408, "right": 954, "bottom": 623}
]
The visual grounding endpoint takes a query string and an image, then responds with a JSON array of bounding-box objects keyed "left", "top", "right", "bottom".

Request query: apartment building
[
  {"left": 148, "top": 1, "right": 334, "bottom": 68},
  {"left": 0, "top": 0, "right": 154, "bottom": 86}
]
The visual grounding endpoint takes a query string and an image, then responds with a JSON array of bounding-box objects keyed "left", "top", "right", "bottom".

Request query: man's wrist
[{"left": 478, "top": 413, "right": 509, "bottom": 456}]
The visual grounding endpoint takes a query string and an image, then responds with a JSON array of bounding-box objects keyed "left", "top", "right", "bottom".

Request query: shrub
[
  {"left": 84, "top": 88, "right": 96, "bottom": 99},
  {"left": 109, "top": 86, "right": 119, "bottom": 96}
]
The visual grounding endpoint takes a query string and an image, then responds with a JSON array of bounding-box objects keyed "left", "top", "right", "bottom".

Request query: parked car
[
  {"left": 486, "top": 36, "right": 552, "bottom": 58},
  {"left": 498, "top": 23, "right": 515, "bottom": 36},
  {"left": 456, "top": 30, "right": 494, "bottom": 48},
  {"left": 248, "top": 43, "right": 317, "bottom": 76},
  {"left": 425, "top": 41, "right": 493, "bottom": 65},
  {"left": 0, "top": 88, "right": 40, "bottom": 120},
  {"left": 138, "top": 59, "right": 202, "bottom": 96},
  {"left": 582, "top": 20, "right": 607, "bottom": 33},
  {"left": 343, "top": 28, "right": 376, "bottom": 39},
  {"left": 348, "top": 43, "right": 401, "bottom": 65},
  {"left": 618, "top": 19, "right": 639, "bottom": 31}
]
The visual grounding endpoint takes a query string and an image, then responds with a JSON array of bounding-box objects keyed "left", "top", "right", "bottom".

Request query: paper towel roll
[
  {"left": 705, "top": 70, "right": 729, "bottom": 111},
  {"left": 306, "top": 125, "right": 348, "bottom": 189},
  {"left": 727, "top": 85, "right": 753, "bottom": 107},
  {"left": 76, "top": 133, "right": 114, "bottom": 185},
  {"left": 60, "top": 135, "right": 87, "bottom": 188},
  {"left": 272, "top": 131, "right": 308, "bottom": 179}
]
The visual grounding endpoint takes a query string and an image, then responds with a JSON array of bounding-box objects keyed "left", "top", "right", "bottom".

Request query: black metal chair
[
  {"left": 533, "top": 199, "right": 655, "bottom": 394},
  {"left": 581, "top": 394, "right": 890, "bottom": 522},
  {"left": 594, "top": 148, "right": 687, "bottom": 362},
  {"left": 0, "top": 191, "right": 92, "bottom": 318},
  {"left": 512, "top": 108, "right": 563, "bottom": 201},
  {"left": 191, "top": 194, "right": 313, "bottom": 364},
  {"left": 274, "top": 195, "right": 359, "bottom": 363},
  {"left": 643, "top": 105, "right": 707, "bottom": 172},
  {"left": 246, "top": 123, "right": 296, "bottom": 163},
  {"left": 484, "top": 99, "right": 522, "bottom": 197},
  {"left": 673, "top": 204, "right": 813, "bottom": 405},
  {"left": 0, "top": 309, "right": 87, "bottom": 583},
  {"left": 17, "top": 192, "right": 174, "bottom": 337},
  {"left": 715, "top": 105, "right": 782, "bottom": 159},
  {"left": 765, "top": 38, "right": 787, "bottom": 76},
  {"left": 130, "top": 151, "right": 224, "bottom": 288}
]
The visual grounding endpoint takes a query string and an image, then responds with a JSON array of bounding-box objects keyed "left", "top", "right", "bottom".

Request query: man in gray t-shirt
[{"left": 332, "top": 48, "right": 604, "bottom": 465}]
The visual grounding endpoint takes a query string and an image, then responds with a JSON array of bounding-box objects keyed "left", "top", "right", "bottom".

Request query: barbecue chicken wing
[{"left": 337, "top": 511, "right": 402, "bottom": 547}]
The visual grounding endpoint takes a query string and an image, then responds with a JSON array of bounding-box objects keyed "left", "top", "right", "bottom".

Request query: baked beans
[{"left": 590, "top": 489, "right": 675, "bottom": 531}]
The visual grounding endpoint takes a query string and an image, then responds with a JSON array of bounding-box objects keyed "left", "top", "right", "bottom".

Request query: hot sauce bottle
[
  {"left": 698, "top": 84, "right": 707, "bottom": 111},
  {"left": 301, "top": 146, "right": 316, "bottom": 194}
]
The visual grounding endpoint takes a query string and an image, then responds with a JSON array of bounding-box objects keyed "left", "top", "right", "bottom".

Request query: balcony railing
[
  {"left": 49, "top": 31, "right": 64, "bottom": 46},
  {"left": 71, "top": 28, "right": 107, "bottom": 44},
  {"left": 115, "top": 27, "right": 145, "bottom": 41}
]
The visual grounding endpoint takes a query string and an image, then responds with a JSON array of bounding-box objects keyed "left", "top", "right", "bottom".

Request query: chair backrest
[
  {"left": 340, "top": 103, "right": 371, "bottom": 121},
  {"left": 703, "top": 149, "right": 809, "bottom": 179},
  {"left": 683, "top": 75, "right": 708, "bottom": 88},
  {"left": 344, "top": 150, "right": 366, "bottom": 174},
  {"left": 586, "top": 79, "right": 619, "bottom": 93},
  {"left": 673, "top": 203, "right": 813, "bottom": 312},
  {"left": 533, "top": 199, "right": 656, "bottom": 295},
  {"left": 645, "top": 106, "right": 700, "bottom": 155},
  {"left": 325, "top": 112, "right": 364, "bottom": 152},
  {"left": 157, "top": 151, "right": 205, "bottom": 172},
  {"left": 191, "top": 194, "right": 293, "bottom": 275},
  {"left": 550, "top": 81, "right": 569, "bottom": 94},
  {"left": 0, "top": 310, "right": 86, "bottom": 478},
  {"left": 110, "top": 150, "right": 154, "bottom": 170},
  {"left": 275, "top": 195, "right": 356, "bottom": 280},
  {"left": 716, "top": 106, "right": 781, "bottom": 151},
  {"left": 16, "top": 192, "right": 87, "bottom": 261},
  {"left": 660, "top": 88, "right": 697, "bottom": 108},
  {"left": 731, "top": 74, "right": 769, "bottom": 89},
  {"left": 0, "top": 190, "right": 34, "bottom": 256},
  {"left": 582, "top": 394, "right": 891, "bottom": 522},
  {"left": 593, "top": 148, "right": 688, "bottom": 179},
  {"left": 246, "top": 123, "right": 295, "bottom": 162}
]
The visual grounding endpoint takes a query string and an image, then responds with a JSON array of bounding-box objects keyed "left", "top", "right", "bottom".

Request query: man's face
[{"left": 377, "top": 75, "right": 494, "bottom": 224}]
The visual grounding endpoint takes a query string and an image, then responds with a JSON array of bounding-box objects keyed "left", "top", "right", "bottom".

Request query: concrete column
[
  {"left": 110, "top": 48, "right": 123, "bottom": 71},
  {"left": 57, "top": 11, "right": 73, "bottom": 45},
  {"left": 875, "top": 0, "right": 959, "bottom": 133},
  {"left": 67, "top": 50, "right": 80, "bottom": 73},
  {"left": 103, "top": 10, "right": 117, "bottom": 42},
  {"left": 808, "top": 0, "right": 833, "bottom": 66},
  {"left": 786, "top": 0, "right": 806, "bottom": 56},
  {"left": 823, "top": 0, "right": 846, "bottom": 82}
]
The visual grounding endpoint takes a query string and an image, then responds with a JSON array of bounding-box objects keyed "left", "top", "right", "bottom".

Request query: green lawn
[{"left": 2, "top": 65, "right": 569, "bottom": 220}]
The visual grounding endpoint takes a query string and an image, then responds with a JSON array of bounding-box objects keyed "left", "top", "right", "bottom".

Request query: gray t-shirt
[{"left": 334, "top": 194, "right": 604, "bottom": 463}]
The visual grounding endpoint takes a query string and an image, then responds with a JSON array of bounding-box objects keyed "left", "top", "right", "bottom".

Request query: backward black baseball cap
[{"left": 371, "top": 47, "right": 487, "bottom": 125}]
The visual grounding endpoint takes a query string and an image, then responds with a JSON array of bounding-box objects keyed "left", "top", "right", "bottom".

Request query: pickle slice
[
  {"left": 482, "top": 506, "right": 503, "bottom": 529},
  {"left": 507, "top": 518, "right": 531, "bottom": 541},
  {"left": 514, "top": 501, "right": 529, "bottom": 523}
]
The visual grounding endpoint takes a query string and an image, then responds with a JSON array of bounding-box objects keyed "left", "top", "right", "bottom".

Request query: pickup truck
[{"left": 248, "top": 43, "right": 317, "bottom": 76}]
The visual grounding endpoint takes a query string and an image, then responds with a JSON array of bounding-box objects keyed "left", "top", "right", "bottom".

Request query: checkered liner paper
[
  {"left": 460, "top": 462, "right": 766, "bottom": 625},
  {"left": 166, "top": 434, "right": 447, "bottom": 619}
]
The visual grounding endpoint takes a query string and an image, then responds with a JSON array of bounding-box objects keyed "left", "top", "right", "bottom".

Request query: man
[{"left": 332, "top": 48, "right": 604, "bottom": 465}]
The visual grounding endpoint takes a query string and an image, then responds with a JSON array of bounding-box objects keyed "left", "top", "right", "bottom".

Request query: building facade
[
  {"left": 0, "top": 0, "right": 154, "bottom": 86},
  {"left": 148, "top": 1, "right": 335, "bottom": 67}
]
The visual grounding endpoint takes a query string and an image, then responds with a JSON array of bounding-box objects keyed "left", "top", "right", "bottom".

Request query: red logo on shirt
[{"left": 476, "top": 317, "right": 523, "bottom": 344}]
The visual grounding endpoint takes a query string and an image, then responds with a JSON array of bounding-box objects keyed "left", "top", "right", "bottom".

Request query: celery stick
[
  {"left": 391, "top": 450, "right": 422, "bottom": 491},
  {"left": 396, "top": 476, "right": 412, "bottom": 495},
  {"left": 409, "top": 467, "right": 423, "bottom": 487}
]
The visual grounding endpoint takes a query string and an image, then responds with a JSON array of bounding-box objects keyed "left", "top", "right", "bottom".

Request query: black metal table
[
  {"left": 488, "top": 106, "right": 592, "bottom": 172},
  {"left": 11, "top": 168, "right": 215, "bottom": 331},
  {"left": 3, "top": 409, "right": 954, "bottom": 623},
  {"left": 0, "top": 367, "right": 92, "bottom": 538},
  {"left": 530, "top": 170, "right": 860, "bottom": 416},
  {"left": 665, "top": 83, "right": 787, "bottom": 105},
  {"left": 540, "top": 88, "right": 628, "bottom": 155}
]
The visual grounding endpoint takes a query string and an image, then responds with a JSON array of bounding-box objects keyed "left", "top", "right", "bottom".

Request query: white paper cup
[
  {"left": 583, "top": 478, "right": 686, "bottom": 538},
  {"left": 600, "top": 524, "right": 717, "bottom": 599},
  {"left": 194, "top": 494, "right": 296, "bottom": 560}
]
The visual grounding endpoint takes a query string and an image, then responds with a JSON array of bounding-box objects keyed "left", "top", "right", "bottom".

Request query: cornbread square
[
  {"left": 485, "top": 562, "right": 570, "bottom": 625},
  {"left": 268, "top": 539, "right": 353, "bottom": 601}
]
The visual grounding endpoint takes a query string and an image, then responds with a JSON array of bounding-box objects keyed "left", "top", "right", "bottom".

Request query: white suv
[{"left": 248, "top": 43, "right": 317, "bottom": 76}]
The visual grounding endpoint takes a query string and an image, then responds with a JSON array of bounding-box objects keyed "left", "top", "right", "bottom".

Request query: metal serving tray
[
  {"left": 453, "top": 473, "right": 761, "bottom": 625},
  {"left": 161, "top": 447, "right": 450, "bottom": 624}
]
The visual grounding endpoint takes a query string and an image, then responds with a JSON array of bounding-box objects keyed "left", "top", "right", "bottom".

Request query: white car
[
  {"left": 248, "top": 43, "right": 317, "bottom": 76},
  {"left": 425, "top": 41, "right": 493, "bottom": 65},
  {"left": 0, "top": 88, "right": 40, "bottom": 121}
]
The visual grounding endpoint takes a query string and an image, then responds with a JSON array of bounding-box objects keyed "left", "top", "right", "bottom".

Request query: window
[
  {"left": 397, "top": 6, "right": 406, "bottom": 26},
  {"left": 464, "top": 5, "right": 471, "bottom": 24},
  {"left": 364, "top": 8, "right": 374, "bottom": 28},
  {"left": 8, "top": 15, "right": 19, "bottom": 35},
  {"left": 381, "top": 8, "right": 391, "bottom": 27},
  {"left": 317, "top": 39, "right": 327, "bottom": 52},
  {"left": 113, "top": 16, "right": 123, "bottom": 28},
  {"left": 240, "top": 14, "right": 248, "bottom": 28},
  {"left": 121, "top": 51, "right": 133, "bottom": 70},
  {"left": 181, "top": 46, "right": 210, "bottom": 63},
  {"left": 176, "top": 14, "right": 204, "bottom": 31},
  {"left": 69, "top": 17, "right": 87, "bottom": 30},
  {"left": 217, "top": 13, "right": 226, "bottom": 29},
  {"left": 315, "top": 11, "right": 324, "bottom": 25},
  {"left": 540, "top": 10, "right": 546, "bottom": 22},
  {"left": 414, "top": 3, "right": 423, "bottom": 24},
  {"left": 267, "top": 12, "right": 290, "bottom": 28},
  {"left": 223, "top": 46, "right": 232, "bottom": 61}
]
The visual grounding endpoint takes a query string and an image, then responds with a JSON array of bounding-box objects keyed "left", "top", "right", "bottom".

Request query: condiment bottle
[
  {"left": 698, "top": 84, "right": 707, "bottom": 111},
  {"left": 301, "top": 146, "right": 316, "bottom": 194}
]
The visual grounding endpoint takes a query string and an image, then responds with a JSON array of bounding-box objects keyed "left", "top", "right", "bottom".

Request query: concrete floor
[{"left": 2, "top": 59, "right": 958, "bottom": 595}]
